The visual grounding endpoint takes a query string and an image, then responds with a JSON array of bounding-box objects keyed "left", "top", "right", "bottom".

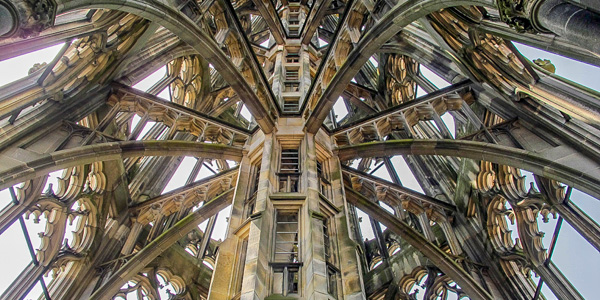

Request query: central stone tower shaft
[
  {"left": 208, "top": 126, "right": 365, "bottom": 299},
  {"left": 208, "top": 2, "right": 367, "bottom": 298}
]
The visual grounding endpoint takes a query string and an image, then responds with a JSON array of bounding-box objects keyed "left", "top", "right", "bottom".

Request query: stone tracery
[{"left": 0, "top": 0, "right": 598, "bottom": 299}]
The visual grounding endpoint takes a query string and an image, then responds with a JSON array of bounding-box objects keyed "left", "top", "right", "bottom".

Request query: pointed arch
[
  {"left": 55, "top": 0, "right": 275, "bottom": 132},
  {"left": 304, "top": 0, "right": 495, "bottom": 133},
  {"left": 337, "top": 139, "right": 600, "bottom": 200},
  {"left": 0, "top": 140, "right": 243, "bottom": 190}
]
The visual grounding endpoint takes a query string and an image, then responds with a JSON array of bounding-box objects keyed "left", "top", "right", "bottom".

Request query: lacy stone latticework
[{"left": 0, "top": 0, "right": 599, "bottom": 299}]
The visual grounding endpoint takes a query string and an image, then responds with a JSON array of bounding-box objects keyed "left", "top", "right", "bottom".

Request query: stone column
[
  {"left": 301, "top": 45, "right": 311, "bottom": 104},
  {"left": 239, "top": 133, "right": 276, "bottom": 299},
  {"left": 497, "top": 0, "right": 600, "bottom": 54},
  {"left": 208, "top": 151, "right": 253, "bottom": 299},
  {"left": 536, "top": 0, "right": 600, "bottom": 54},
  {"left": 330, "top": 154, "right": 366, "bottom": 299},
  {"left": 302, "top": 133, "right": 330, "bottom": 299},
  {"left": 271, "top": 46, "right": 285, "bottom": 104}
]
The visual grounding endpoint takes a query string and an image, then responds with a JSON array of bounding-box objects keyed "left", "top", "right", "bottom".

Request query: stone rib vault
[{"left": 0, "top": 0, "right": 599, "bottom": 299}]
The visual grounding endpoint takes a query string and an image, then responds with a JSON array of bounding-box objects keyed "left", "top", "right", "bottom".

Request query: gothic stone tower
[{"left": 0, "top": 0, "right": 600, "bottom": 299}]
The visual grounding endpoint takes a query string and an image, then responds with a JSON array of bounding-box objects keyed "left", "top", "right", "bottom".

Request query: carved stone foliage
[
  {"left": 467, "top": 32, "right": 535, "bottom": 90},
  {"left": 131, "top": 168, "right": 238, "bottom": 225},
  {"left": 114, "top": 273, "right": 159, "bottom": 300},
  {"left": 156, "top": 268, "right": 187, "bottom": 297},
  {"left": 496, "top": 0, "right": 549, "bottom": 33},
  {"left": 167, "top": 56, "right": 210, "bottom": 110},
  {"left": 512, "top": 197, "right": 555, "bottom": 265},
  {"left": 497, "top": 0, "right": 535, "bottom": 33},
  {"left": 482, "top": 186, "right": 557, "bottom": 265},
  {"left": 477, "top": 158, "right": 560, "bottom": 287},
  {"left": 0, "top": 0, "right": 57, "bottom": 38},
  {"left": 332, "top": 90, "right": 466, "bottom": 147},
  {"left": 486, "top": 195, "right": 519, "bottom": 254},
  {"left": 0, "top": 10, "right": 151, "bottom": 119},
  {"left": 28, "top": 62, "right": 47, "bottom": 74},
  {"left": 386, "top": 54, "right": 418, "bottom": 107},
  {"left": 47, "top": 250, "right": 85, "bottom": 281},
  {"left": 43, "top": 196, "right": 99, "bottom": 294},
  {"left": 533, "top": 59, "right": 555, "bottom": 73},
  {"left": 476, "top": 161, "right": 533, "bottom": 202},
  {"left": 477, "top": 161, "right": 498, "bottom": 195},
  {"left": 7, "top": 163, "right": 105, "bottom": 294},
  {"left": 50, "top": 162, "right": 107, "bottom": 202},
  {"left": 537, "top": 178, "right": 566, "bottom": 205},
  {"left": 113, "top": 268, "right": 189, "bottom": 300},
  {"left": 10, "top": 177, "right": 47, "bottom": 209},
  {"left": 107, "top": 88, "right": 249, "bottom": 147},
  {"left": 67, "top": 195, "right": 99, "bottom": 252},
  {"left": 304, "top": 0, "right": 369, "bottom": 114},
  {"left": 398, "top": 267, "right": 467, "bottom": 300},
  {"left": 23, "top": 193, "right": 100, "bottom": 271},
  {"left": 25, "top": 197, "right": 68, "bottom": 266},
  {"left": 429, "top": 9, "right": 535, "bottom": 94},
  {"left": 429, "top": 7, "right": 600, "bottom": 128},
  {"left": 42, "top": 12, "right": 148, "bottom": 92}
]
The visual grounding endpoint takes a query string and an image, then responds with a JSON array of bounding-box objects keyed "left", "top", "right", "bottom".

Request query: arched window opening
[{"left": 0, "top": 43, "right": 65, "bottom": 87}]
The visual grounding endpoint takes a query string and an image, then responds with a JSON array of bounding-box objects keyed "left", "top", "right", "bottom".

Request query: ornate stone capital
[
  {"left": 497, "top": 0, "right": 550, "bottom": 33},
  {"left": 0, "top": 0, "right": 57, "bottom": 38}
]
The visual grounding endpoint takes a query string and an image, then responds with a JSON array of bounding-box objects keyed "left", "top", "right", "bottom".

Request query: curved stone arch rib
[
  {"left": 89, "top": 188, "right": 234, "bottom": 300},
  {"left": 0, "top": 177, "right": 47, "bottom": 236},
  {"left": 0, "top": 140, "right": 243, "bottom": 190},
  {"left": 0, "top": 10, "right": 124, "bottom": 62},
  {"left": 472, "top": 21, "right": 600, "bottom": 68},
  {"left": 380, "top": 28, "right": 466, "bottom": 83},
  {"left": 345, "top": 187, "right": 493, "bottom": 300},
  {"left": 117, "top": 44, "right": 196, "bottom": 86},
  {"left": 337, "top": 139, "right": 600, "bottom": 200},
  {"left": 55, "top": 0, "right": 275, "bottom": 133},
  {"left": 341, "top": 165, "right": 456, "bottom": 211},
  {"left": 110, "top": 82, "right": 252, "bottom": 137},
  {"left": 130, "top": 166, "right": 239, "bottom": 224},
  {"left": 305, "top": 0, "right": 495, "bottom": 133}
]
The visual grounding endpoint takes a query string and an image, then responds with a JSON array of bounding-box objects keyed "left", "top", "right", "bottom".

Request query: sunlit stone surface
[{"left": 0, "top": 0, "right": 599, "bottom": 299}]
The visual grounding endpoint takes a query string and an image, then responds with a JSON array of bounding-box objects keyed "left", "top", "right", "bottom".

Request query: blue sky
[{"left": 513, "top": 43, "right": 600, "bottom": 300}]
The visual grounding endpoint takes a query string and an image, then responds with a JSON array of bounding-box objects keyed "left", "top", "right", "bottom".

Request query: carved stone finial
[
  {"left": 497, "top": 0, "right": 533, "bottom": 33},
  {"left": 533, "top": 58, "right": 556, "bottom": 73},
  {"left": 0, "top": 0, "right": 57, "bottom": 39},
  {"left": 28, "top": 62, "right": 47, "bottom": 74},
  {"left": 44, "top": 182, "right": 55, "bottom": 196},
  {"left": 497, "top": 0, "right": 548, "bottom": 33}
]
